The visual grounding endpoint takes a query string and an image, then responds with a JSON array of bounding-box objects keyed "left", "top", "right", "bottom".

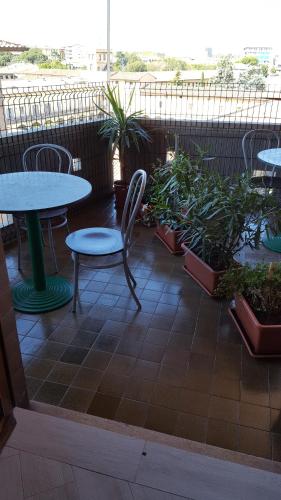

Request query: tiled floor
[{"left": 5, "top": 197, "right": 281, "bottom": 462}]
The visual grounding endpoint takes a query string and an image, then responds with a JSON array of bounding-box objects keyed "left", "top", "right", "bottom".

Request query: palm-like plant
[{"left": 95, "top": 84, "right": 151, "bottom": 183}]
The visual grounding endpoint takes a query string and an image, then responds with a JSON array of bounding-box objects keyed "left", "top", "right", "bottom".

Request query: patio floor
[{"left": 5, "top": 197, "right": 281, "bottom": 462}]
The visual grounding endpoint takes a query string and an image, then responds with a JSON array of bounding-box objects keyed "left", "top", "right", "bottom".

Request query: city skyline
[{"left": 2, "top": 0, "right": 281, "bottom": 57}]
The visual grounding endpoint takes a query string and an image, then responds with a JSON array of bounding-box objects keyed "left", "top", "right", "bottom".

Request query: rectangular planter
[
  {"left": 155, "top": 222, "right": 183, "bottom": 255},
  {"left": 182, "top": 244, "right": 225, "bottom": 296},
  {"left": 235, "top": 294, "right": 281, "bottom": 355}
]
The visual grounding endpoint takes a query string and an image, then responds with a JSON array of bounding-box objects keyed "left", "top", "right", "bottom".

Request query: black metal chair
[
  {"left": 242, "top": 129, "right": 280, "bottom": 189},
  {"left": 66, "top": 169, "right": 147, "bottom": 313},
  {"left": 15, "top": 144, "right": 73, "bottom": 273}
]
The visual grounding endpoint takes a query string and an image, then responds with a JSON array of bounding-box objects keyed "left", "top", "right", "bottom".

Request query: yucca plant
[{"left": 95, "top": 84, "right": 151, "bottom": 183}]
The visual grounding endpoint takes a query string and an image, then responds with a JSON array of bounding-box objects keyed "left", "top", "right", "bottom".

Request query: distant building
[
  {"left": 63, "top": 45, "right": 110, "bottom": 71},
  {"left": 0, "top": 40, "right": 29, "bottom": 53},
  {"left": 243, "top": 47, "right": 273, "bottom": 65},
  {"left": 205, "top": 48, "right": 213, "bottom": 58}
]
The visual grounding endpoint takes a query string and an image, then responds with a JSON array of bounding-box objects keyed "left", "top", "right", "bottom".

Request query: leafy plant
[
  {"left": 179, "top": 172, "right": 280, "bottom": 271},
  {"left": 95, "top": 84, "right": 151, "bottom": 183},
  {"left": 215, "top": 263, "right": 281, "bottom": 322},
  {"left": 149, "top": 151, "right": 204, "bottom": 229}
]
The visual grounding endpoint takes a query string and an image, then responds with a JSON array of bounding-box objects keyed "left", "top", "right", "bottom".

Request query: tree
[
  {"left": 164, "top": 57, "right": 187, "bottom": 70},
  {"left": 125, "top": 60, "right": 147, "bottom": 72},
  {"left": 38, "top": 60, "right": 68, "bottom": 69},
  {"left": 238, "top": 66, "right": 266, "bottom": 90},
  {"left": 239, "top": 56, "right": 259, "bottom": 66},
  {"left": 18, "top": 48, "right": 48, "bottom": 64},
  {"left": 215, "top": 55, "right": 234, "bottom": 84},
  {"left": 173, "top": 70, "right": 183, "bottom": 86},
  {"left": 114, "top": 51, "right": 128, "bottom": 71},
  {"left": 0, "top": 52, "right": 13, "bottom": 67}
]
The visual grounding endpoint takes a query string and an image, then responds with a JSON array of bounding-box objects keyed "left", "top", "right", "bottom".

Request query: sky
[{"left": 2, "top": 0, "right": 281, "bottom": 57}]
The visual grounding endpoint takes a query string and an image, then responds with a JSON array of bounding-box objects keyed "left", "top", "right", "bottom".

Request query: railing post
[{"left": 0, "top": 80, "right": 5, "bottom": 132}]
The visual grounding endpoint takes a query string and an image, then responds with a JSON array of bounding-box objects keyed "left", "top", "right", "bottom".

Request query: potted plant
[
  {"left": 216, "top": 263, "right": 281, "bottom": 355},
  {"left": 95, "top": 84, "right": 151, "bottom": 209},
  {"left": 180, "top": 172, "right": 279, "bottom": 295},
  {"left": 150, "top": 152, "right": 203, "bottom": 254}
]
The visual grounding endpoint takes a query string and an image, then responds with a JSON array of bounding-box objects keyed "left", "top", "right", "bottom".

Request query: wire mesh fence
[{"left": 1, "top": 80, "right": 281, "bottom": 234}]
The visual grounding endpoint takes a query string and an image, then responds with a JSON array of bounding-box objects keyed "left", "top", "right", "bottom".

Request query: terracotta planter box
[
  {"left": 114, "top": 181, "right": 128, "bottom": 210},
  {"left": 155, "top": 222, "right": 183, "bottom": 254},
  {"left": 182, "top": 243, "right": 225, "bottom": 296},
  {"left": 234, "top": 294, "right": 281, "bottom": 355}
]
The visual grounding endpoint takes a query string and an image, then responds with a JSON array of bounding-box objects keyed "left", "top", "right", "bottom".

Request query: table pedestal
[{"left": 13, "top": 211, "right": 73, "bottom": 313}]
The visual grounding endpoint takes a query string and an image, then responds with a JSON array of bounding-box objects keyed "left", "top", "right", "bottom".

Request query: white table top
[
  {"left": 257, "top": 148, "right": 281, "bottom": 168},
  {"left": 0, "top": 172, "right": 92, "bottom": 213}
]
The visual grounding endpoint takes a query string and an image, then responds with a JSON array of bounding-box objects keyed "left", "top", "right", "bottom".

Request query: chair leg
[
  {"left": 127, "top": 266, "right": 137, "bottom": 288},
  {"left": 15, "top": 219, "right": 22, "bottom": 271},
  {"left": 48, "top": 220, "right": 58, "bottom": 274},
  {"left": 72, "top": 252, "right": 79, "bottom": 313},
  {"left": 123, "top": 257, "right": 141, "bottom": 310}
]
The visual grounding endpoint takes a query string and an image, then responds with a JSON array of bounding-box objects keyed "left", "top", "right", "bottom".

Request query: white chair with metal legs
[
  {"left": 242, "top": 129, "right": 280, "bottom": 187},
  {"left": 15, "top": 144, "right": 73, "bottom": 273},
  {"left": 66, "top": 169, "right": 147, "bottom": 313}
]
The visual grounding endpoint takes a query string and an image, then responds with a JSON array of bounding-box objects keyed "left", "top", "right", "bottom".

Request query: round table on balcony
[
  {"left": 257, "top": 148, "right": 281, "bottom": 252},
  {"left": 0, "top": 171, "right": 92, "bottom": 313}
]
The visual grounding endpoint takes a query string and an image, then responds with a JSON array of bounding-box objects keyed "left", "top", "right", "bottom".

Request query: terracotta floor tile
[
  {"left": 82, "top": 350, "right": 112, "bottom": 371},
  {"left": 98, "top": 373, "right": 129, "bottom": 397},
  {"left": 115, "top": 399, "right": 148, "bottom": 426},
  {"left": 60, "top": 346, "right": 89, "bottom": 365},
  {"left": 238, "top": 426, "right": 272, "bottom": 459},
  {"left": 207, "top": 418, "right": 239, "bottom": 451},
  {"left": 47, "top": 362, "right": 79, "bottom": 385},
  {"left": 87, "top": 393, "right": 121, "bottom": 419},
  {"left": 240, "top": 402, "right": 271, "bottom": 431},
  {"left": 174, "top": 412, "right": 208, "bottom": 442},
  {"left": 93, "top": 335, "right": 120, "bottom": 353},
  {"left": 71, "top": 367, "right": 103, "bottom": 391},
  {"left": 34, "top": 381, "right": 68, "bottom": 405},
  {"left": 60, "top": 387, "right": 94, "bottom": 412},
  {"left": 211, "top": 375, "right": 240, "bottom": 401},
  {"left": 209, "top": 396, "right": 239, "bottom": 424},
  {"left": 179, "top": 389, "right": 210, "bottom": 417},
  {"left": 152, "top": 383, "right": 181, "bottom": 410},
  {"left": 124, "top": 377, "right": 155, "bottom": 403},
  {"left": 145, "top": 405, "right": 178, "bottom": 434}
]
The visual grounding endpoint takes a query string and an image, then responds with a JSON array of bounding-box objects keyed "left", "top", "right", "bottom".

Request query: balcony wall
[{"left": 125, "top": 118, "right": 280, "bottom": 179}]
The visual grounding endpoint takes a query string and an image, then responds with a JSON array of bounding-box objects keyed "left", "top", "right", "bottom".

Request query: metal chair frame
[
  {"left": 15, "top": 144, "right": 73, "bottom": 273},
  {"left": 242, "top": 129, "right": 280, "bottom": 180},
  {"left": 66, "top": 169, "right": 147, "bottom": 313}
]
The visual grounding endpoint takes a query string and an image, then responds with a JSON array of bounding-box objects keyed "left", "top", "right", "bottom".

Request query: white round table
[{"left": 0, "top": 172, "right": 92, "bottom": 312}]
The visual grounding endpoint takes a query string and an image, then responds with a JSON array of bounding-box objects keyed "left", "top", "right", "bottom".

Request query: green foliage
[
  {"left": 215, "top": 55, "right": 234, "bottom": 84},
  {"left": 239, "top": 56, "right": 259, "bottom": 66},
  {"left": 173, "top": 70, "right": 183, "bottom": 86},
  {"left": 38, "top": 60, "right": 68, "bottom": 69},
  {"left": 238, "top": 65, "right": 267, "bottom": 90},
  {"left": 215, "top": 263, "right": 281, "bottom": 318},
  {"left": 95, "top": 84, "right": 150, "bottom": 182},
  {"left": 163, "top": 57, "right": 188, "bottom": 71},
  {"left": 125, "top": 60, "right": 147, "bottom": 72},
  {"left": 113, "top": 52, "right": 147, "bottom": 72},
  {"left": 0, "top": 52, "right": 13, "bottom": 67},
  {"left": 150, "top": 151, "right": 205, "bottom": 229},
  {"left": 271, "top": 66, "right": 277, "bottom": 74},
  {"left": 179, "top": 172, "right": 280, "bottom": 271},
  {"left": 18, "top": 48, "right": 48, "bottom": 64}
]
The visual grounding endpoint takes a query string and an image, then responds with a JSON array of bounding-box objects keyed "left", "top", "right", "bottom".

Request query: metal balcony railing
[{"left": 1, "top": 81, "right": 281, "bottom": 236}]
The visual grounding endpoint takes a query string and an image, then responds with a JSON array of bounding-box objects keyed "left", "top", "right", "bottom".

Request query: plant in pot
[
  {"left": 149, "top": 152, "right": 203, "bottom": 254},
  {"left": 180, "top": 171, "right": 280, "bottom": 295},
  {"left": 95, "top": 84, "right": 151, "bottom": 209},
  {"left": 215, "top": 263, "right": 281, "bottom": 355}
]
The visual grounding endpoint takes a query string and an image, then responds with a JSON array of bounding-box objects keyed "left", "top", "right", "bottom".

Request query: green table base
[
  {"left": 13, "top": 276, "right": 73, "bottom": 313},
  {"left": 262, "top": 234, "right": 281, "bottom": 253}
]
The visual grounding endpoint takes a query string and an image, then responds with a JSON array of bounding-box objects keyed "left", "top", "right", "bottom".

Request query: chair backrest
[
  {"left": 121, "top": 169, "right": 147, "bottom": 250},
  {"left": 242, "top": 129, "right": 280, "bottom": 173},
  {"left": 22, "top": 144, "right": 73, "bottom": 174}
]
